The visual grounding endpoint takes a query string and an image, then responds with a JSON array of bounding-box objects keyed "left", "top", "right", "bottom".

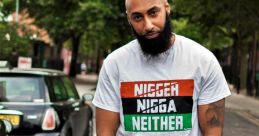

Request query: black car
[{"left": 0, "top": 66, "right": 93, "bottom": 136}]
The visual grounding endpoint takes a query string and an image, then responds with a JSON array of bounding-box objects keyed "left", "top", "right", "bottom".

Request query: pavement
[
  {"left": 226, "top": 85, "right": 259, "bottom": 126},
  {"left": 74, "top": 73, "right": 98, "bottom": 86},
  {"left": 73, "top": 73, "right": 98, "bottom": 96}
]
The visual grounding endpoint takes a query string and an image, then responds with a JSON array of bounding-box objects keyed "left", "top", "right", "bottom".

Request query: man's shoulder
[
  {"left": 175, "top": 34, "right": 213, "bottom": 57},
  {"left": 176, "top": 35, "right": 204, "bottom": 49},
  {"left": 104, "top": 39, "right": 139, "bottom": 62}
]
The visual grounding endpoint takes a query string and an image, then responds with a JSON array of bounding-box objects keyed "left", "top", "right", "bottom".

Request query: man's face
[{"left": 126, "top": 0, "right": 172, "bottom": 56}]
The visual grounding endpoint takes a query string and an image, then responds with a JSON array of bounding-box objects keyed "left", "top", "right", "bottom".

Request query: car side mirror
[{"left": 82, "top": 93, "right": 94, "bottom": 102}]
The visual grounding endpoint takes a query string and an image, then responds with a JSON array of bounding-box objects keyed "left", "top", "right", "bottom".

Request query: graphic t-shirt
[
  {"left": 121, "top": 80, "right": 194, "bottom": 132},
  {"left": 93, "top": 34, "right": 231, "bottom": 136}
]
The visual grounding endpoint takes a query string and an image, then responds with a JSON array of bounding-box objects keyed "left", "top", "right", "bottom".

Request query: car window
[
  {"left": 0, "top": 77, "right": 44, "bottom": 102},
  {"left": 62, "top": 77, "right": 79, "bottom": 100},
  {"left": 52, "top": 78, "right": 68, "bottom": 101}
]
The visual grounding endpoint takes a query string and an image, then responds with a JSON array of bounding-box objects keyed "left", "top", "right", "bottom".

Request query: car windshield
[{"left": 0, "top": 76, "right": 44, "bottom": 102}]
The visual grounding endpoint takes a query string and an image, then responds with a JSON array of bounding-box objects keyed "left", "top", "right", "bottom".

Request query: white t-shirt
[{"left": 93, "top": 34, "right": 231, "bottom": 136}]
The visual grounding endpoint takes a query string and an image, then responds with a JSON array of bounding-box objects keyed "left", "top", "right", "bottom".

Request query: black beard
[{"left": 132, "top": 14, "right": 172, "bottom": 57}]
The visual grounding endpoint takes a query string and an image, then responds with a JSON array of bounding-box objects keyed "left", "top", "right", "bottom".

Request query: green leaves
[
  {"left": 173, "top": 18, "right": 203, "bottom": 44},
  {"left": 172, "top": 0, "right": 259, "bottom": 50},
  {"left": 0, "top": 23, "right": 30, "bottom": 59}
]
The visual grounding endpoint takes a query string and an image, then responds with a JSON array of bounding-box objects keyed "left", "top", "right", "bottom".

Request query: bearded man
[{"left": 93, "top": 0, "right": 231, "bottom": 135}]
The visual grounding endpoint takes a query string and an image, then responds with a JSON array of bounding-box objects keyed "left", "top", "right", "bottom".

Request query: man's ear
[
  {"left": 126, "top": 11, "right": 132, "bottom": 25},
  {"left": 165, "top": 1, "right": 171, "bottom": 15}
]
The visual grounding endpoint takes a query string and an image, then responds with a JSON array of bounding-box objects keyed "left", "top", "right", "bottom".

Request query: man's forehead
[{"left": 125, "top": 0, "right": 166, "bottom": 13}]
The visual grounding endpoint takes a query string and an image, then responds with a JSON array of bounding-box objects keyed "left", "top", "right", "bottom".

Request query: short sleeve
[
  {"left": 92, "top": 60, "right": 120, "bottom": 112},
  {"left": 198, "top": 55, "right": 231, "bottom": 105}
]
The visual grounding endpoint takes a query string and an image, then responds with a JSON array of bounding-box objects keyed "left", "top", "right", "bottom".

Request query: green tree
[
  {"left": 173, "top": 18, "right": 203, "bottom": 44},
  {"left": 0, "top": 0, "right": 31, "bottom": 61},
  {"left": 173, "top": 0, "right": 259, "bottom": 94},
  {"left": 21, "top": 0, "right": 133, "bottom": 76},
  {"left": 14, "top": 0, "right": 112, "bottom": 76},
  {"left": 0, "top": 23, "right": 30, "bottom": 60}
]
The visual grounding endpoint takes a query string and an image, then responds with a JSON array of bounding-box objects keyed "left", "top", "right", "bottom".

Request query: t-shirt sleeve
[
  {"left": 198, "top": 55, "right": 231, "bottom": 105},
  {"left": 92, "top": 61, "right": 120, "bottom": 112}
]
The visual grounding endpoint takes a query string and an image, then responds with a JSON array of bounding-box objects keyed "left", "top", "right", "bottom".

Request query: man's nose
[{"left": 144, "top": 17, "right": 154, "bottom": 32}]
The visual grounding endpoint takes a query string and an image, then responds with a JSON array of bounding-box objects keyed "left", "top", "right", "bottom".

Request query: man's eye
[
  {"left": 133, "top": 15, "right": 142, "bottom": 21},
  {"left": 149, "top": 11, "right": 157, "bottom": 17}
]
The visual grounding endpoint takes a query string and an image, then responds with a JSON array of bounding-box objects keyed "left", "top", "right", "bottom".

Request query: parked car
[{"left": 0, "top": 63, "right": 93, "bottom": 136}]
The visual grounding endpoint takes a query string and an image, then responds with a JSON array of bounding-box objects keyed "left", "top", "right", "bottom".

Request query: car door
[
  {"left": 51, "top": 77, "right": 78, "bottom": 123},
  {"left": 61, "top": 76, "right": 92, "bottom": 136},
  {"left": 50, "top": 76, "right": 90, "bottom": 136}
]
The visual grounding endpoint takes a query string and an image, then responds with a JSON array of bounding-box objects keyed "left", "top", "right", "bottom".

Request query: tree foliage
[
  {"left": 0, "top": 23, "right": 30, "bottom": 59},
  {"left": 173, "top": 0, "right": 259, "bottom": 48},
  {"left": 0, "top": 0, "right": 31, "bottom": 60},
  {"left": 173, "top": 0, "right": 259, "bottom": 92},
  {"left": 3, "top": 0, "right": 258, "bottom": 85}
]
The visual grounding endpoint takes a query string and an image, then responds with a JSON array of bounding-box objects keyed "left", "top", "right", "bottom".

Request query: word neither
[{"left": 132, "top": 115, "right": 183, "bottom": 131}]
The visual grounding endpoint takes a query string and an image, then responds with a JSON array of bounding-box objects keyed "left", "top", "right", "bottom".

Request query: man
[{"left": 93, "top": 0, "right": 231, "bottom": 135}]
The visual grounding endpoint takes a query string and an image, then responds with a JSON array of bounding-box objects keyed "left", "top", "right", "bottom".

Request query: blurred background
[
  {"left": 1, "top": 0, "right": 259, "bottom": 135},
  {"left": 1, "top": 0, "right": 259, "bottom": 97}
]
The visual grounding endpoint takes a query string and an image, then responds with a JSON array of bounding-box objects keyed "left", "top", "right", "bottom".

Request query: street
[
  {"left": 224, "top": 108, "right": 259, "bottom": 136},
  {"left": 224, "top": 93, "right": 259, "bottom": 136},
  {"left": 74, "top": 74, "right": 259, "bottom": 136}
]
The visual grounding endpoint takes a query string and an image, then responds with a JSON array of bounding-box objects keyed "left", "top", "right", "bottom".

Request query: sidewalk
[
  {"left": 226, "top": 93, "right": 259, "bottom": 117},
  {"left": 226, "top": 86, "right": 259, "bottom": 126},
  {"left": 74, "top": 73, "right": 98, "bottom": 85}
]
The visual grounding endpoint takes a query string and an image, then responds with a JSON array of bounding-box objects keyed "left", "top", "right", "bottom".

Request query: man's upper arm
[
  {"left": 198, "top": 99, "right": 225, "bottom": 136},
  {"left": 96, "top": 107, "right": 120, "bottom": 136},
  {"left": 198, "top": 54, "right": 231, "bottom": 105},
  {"left": 93, "top": 59, "right": 121, "bottom": 135}
]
